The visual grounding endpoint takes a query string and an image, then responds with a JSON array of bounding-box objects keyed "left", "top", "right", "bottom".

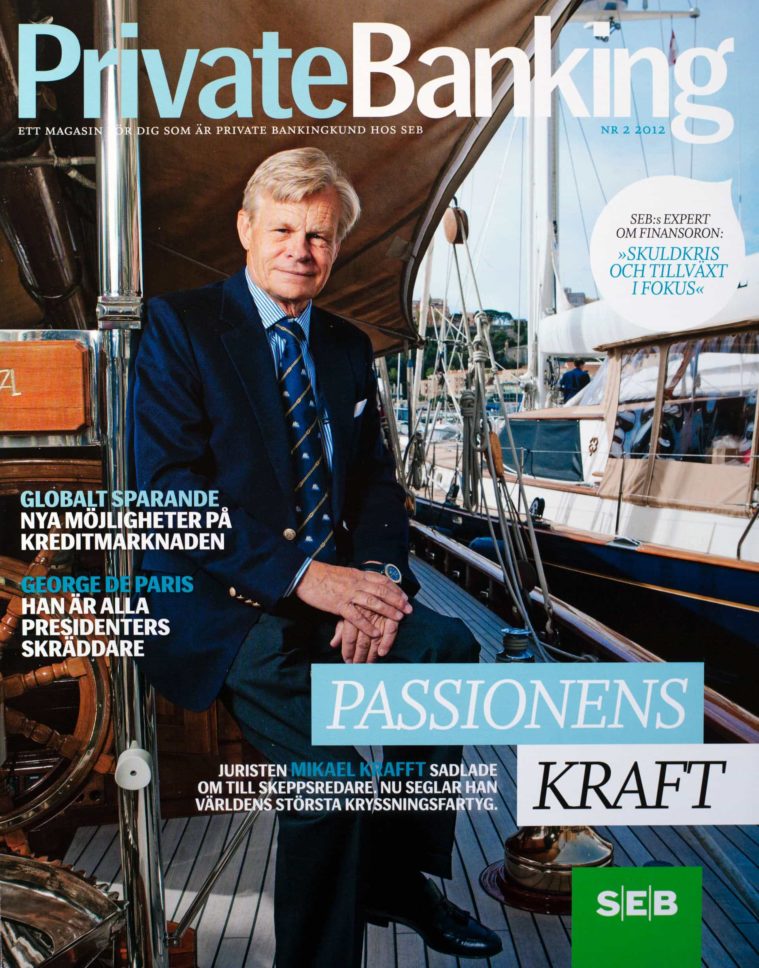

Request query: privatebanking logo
[{"left": 572, "top": 867, "right": 702, "bottom": 967}]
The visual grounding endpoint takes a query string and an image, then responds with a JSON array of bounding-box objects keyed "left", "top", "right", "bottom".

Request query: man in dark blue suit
[
  {"left": 131, "top": 147, "right": 501, "bottom": 966},
  {"left": 559, "top": 358, "right": 591, "bottom": 403}
]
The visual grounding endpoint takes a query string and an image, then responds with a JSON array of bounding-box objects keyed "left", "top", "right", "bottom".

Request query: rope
[
  {"left": 460, "top": 389, "right": 481, "bottom": 511},
  {"left": 685, "top": 826, "right": 759, "bottom": 920},
  {"left": 461, "top": 232, "right": 558, "bottom": 643},
  {"left": 404, "top": 433, "right": 426, "bottom": 491}
]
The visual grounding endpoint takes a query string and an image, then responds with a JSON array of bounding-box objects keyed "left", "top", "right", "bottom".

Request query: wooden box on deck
[{"left": 0, "top": 341, "right": 90, "bottom": 433}]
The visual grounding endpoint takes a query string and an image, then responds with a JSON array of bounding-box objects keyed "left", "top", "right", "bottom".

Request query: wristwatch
[{"left": 362, "top": 562, "right": 403, "bottom": 584}]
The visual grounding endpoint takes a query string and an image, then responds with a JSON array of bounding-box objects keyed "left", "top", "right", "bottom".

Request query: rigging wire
[
  {"left": 517, "top": 119, "right": 525, "bottom": 370},
  {"left": 459, "top": 230, "right": 557, "bottom": 639},
  {"left": 411, "top": 129, "right": 595, "bottom": 658},
  {"left": 573, "top": 115, "right": 608, "bottom": 204},
  {"left": 451, "top": 115, "right": 519, "bottom": 321},
  {"left": 475, "top": 448, "right": 547, "bottom": 654},
  {"left": 558, "top": 101, "right": 599, "bottom": 299},
  {"left": 451, "top": 243, "right": 479, "bottom": 510},
  {"left": 412, "top": 208, "right": 593, "bottom": 661},
  {"left": 429, "top": 307, "right": 463, "bottom": 423},
  {"left": 469, "top": 323, "right": 589, "bottom": 662},
  {"left": 441, "top": 242, "right": 455, "bottom": 348},
  {"left": 376, "top": 356, "right": 412, "bottom": 494},
  {"left": 618, "top": 23, "right": 651, "bottom": 178},
  {"left": 469, "top": 115, "right": 520, "bottom": 282}
]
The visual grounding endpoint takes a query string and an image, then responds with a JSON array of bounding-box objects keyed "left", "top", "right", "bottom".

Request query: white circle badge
[{"left": 590, "top": 176, "right": 745, "bottom": 330}]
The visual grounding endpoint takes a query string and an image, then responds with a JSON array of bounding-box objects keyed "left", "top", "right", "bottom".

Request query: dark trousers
[{"left": 222, "top": 600, "right": 479, "bottom": 968}]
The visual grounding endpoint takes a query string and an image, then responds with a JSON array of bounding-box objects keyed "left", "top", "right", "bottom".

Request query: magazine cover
[{"left": 0, "top": 1, "right": 757, "bottom": 966}]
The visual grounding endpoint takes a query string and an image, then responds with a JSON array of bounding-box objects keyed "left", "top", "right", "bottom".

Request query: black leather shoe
[{"left": 365, "top": 877, "right": 502, "bottom": 958}]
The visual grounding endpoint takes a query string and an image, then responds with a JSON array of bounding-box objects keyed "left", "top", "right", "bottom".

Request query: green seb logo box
[{"left": 572, "top": 867, "right": 702, "bottom": 967}]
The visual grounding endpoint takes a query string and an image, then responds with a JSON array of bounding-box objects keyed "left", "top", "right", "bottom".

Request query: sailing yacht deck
[{"left": 64, "top": 559, "right": 759, "bottom": 967}]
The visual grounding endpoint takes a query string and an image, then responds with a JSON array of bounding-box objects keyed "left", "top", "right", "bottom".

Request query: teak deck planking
[{"left": 64, "top": 558, "right": 759, "bottom": 967}]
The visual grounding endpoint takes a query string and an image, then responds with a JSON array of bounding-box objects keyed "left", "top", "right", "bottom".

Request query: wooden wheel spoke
[
  {"left": 0, "top": 548, "right": 57, "bottom": 645},
  {"left": 0, "top": 603, "right": 22, "bottom": 643},
  {"left": 0, "top": 546, "right": 112, "bottom": 833},
  {"left": 5, "top": 707, "right": 82, "bottom": 760},
  {"left": 2, "top": 659, "right": 88, "bottom": 700}
]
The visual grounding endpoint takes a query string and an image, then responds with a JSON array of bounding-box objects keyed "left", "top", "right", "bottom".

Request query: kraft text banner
[
  {"left": 517, "top": 744, "right": 759, "bottom": 825},
  {"left": 310, "top": 663, "right": 703, "bottom": 745}
]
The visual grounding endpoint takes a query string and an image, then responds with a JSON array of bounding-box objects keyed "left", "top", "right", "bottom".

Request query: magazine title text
[{"left": 18, "top": 18, "right": 734, "bottom": 144}]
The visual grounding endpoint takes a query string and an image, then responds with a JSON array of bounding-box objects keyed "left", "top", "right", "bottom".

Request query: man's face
[{"left": 237, "top": 187, "right": 342, "bottom": 315}]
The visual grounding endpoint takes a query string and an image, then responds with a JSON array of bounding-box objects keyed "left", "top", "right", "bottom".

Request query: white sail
[{"left": 538, "top": 253, "right": 759, "bottom": 356}]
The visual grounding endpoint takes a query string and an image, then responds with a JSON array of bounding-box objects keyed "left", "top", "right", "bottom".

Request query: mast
[
  {"left": 411, "top": 238, "right": 435, "bottom": 423},
  {"left": 527, "top": 39, "right": 559, "bottom": 410},
  {"left": 95, "top": 0, "right": 167, "bottom": 964},
  {"left": 526, "top": 92, "right": 546, "bottom": 408}
]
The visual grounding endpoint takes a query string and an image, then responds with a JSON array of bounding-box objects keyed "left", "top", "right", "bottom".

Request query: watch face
[{"left": 384, "top": 564, "right": 403, "bottom": 584}]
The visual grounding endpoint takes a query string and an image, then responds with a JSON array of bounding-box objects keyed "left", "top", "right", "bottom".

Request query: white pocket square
[{"left": 353, "top": 399, "right": 367, "bottom": 417}]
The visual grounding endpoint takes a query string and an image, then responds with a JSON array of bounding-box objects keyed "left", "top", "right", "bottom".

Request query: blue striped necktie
[{"left": 276, "top": 318, "right": 336, "bottom": 562}]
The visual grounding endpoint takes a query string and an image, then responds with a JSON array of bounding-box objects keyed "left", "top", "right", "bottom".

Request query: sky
[{"left": 414, "top": 0, "right": 757, "bottom": 318}]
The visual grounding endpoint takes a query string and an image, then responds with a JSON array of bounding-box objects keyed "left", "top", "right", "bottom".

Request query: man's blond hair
[{"left": 242, "top": 147, "right": 361, "bottom": 242}]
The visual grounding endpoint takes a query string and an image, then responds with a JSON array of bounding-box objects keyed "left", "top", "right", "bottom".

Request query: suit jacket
[{"left": 129, "top": 268, "right": 418, "bottom": 710}]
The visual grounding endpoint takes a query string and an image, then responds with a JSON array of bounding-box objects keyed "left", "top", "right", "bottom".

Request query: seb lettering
[{"left": 597, "top": 888, "right": 678, "bottom": 919}]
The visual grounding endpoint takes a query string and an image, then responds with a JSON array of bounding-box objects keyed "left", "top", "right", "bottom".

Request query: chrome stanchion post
[{"left": 96, "top": 0, "right": 167, "bottom": 964}]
